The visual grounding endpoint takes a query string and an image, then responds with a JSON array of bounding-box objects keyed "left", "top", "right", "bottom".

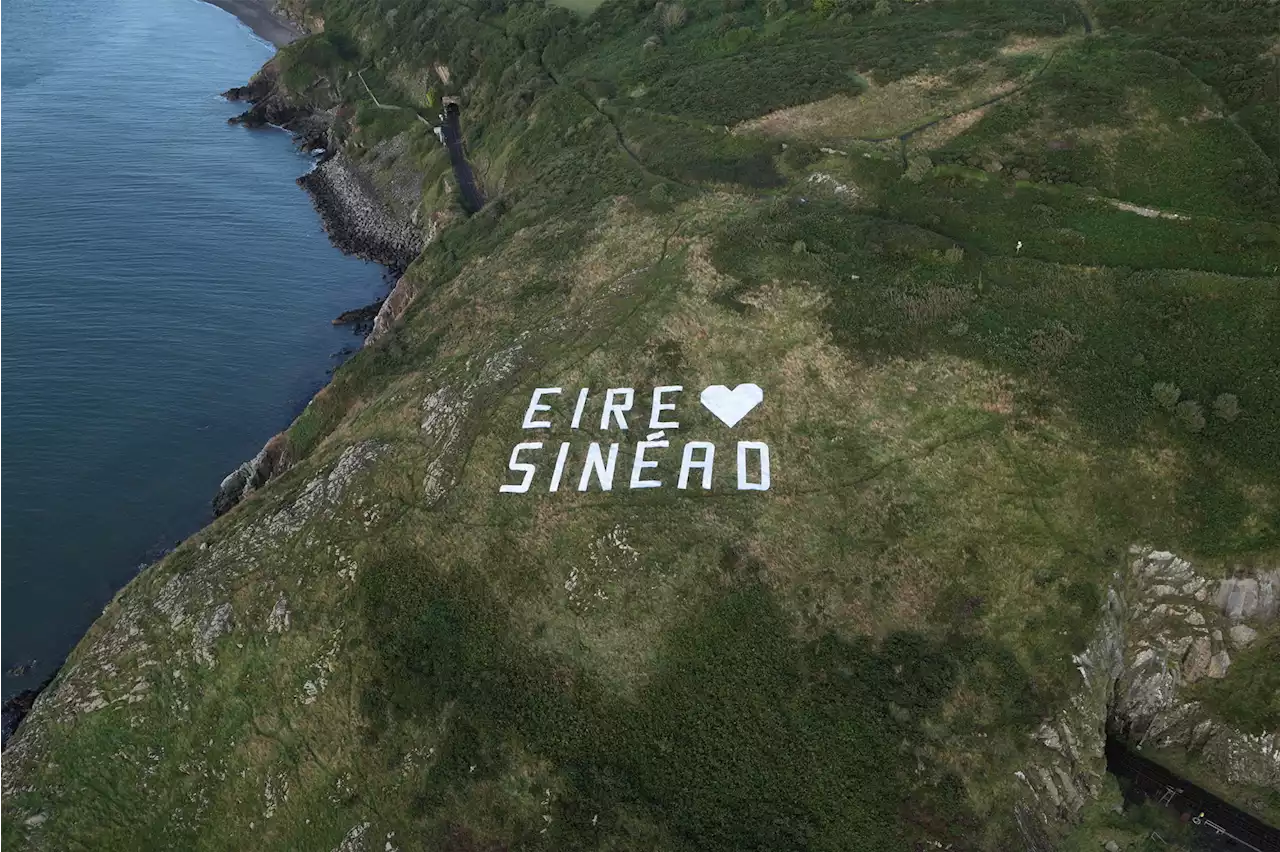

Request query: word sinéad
[{"left": 499, "top": 384, "right": 771, "bottom": 493}]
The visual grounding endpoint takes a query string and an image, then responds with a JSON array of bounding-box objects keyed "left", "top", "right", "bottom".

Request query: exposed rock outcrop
[
  {"left": 213, "top": 431, "right": 290, "bottom": 516},
  {"left": 1015, "top": 547, "right": 1278, "bottom": 843},
  {"left": 1015, "top": 583, "right": 1126, "bottom": 841},
  {"left": 1112, "top": 548, "right": 1278, "bottom": 793},
  {"left": 2, "top": 688, "right": 41, "bottom": 750}
]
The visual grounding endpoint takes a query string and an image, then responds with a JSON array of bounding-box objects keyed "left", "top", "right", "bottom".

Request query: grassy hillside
[{"left": 4, "top": 0, "right": 1278, "bottom": 849}]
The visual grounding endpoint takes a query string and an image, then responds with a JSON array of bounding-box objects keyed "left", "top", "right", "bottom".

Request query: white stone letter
[
  {"left": 600, "top": 388, "right": 634, "bottom": 431},
  {"left": 737, "top": 441, "right": 770, "bottom": 491},
  {"left": 522, "top": 387, "right": 561, "bottom": 430},
  {"left": 499, "top": 442, "right": 542, "bottom": 493},
  {"left": 649, "top": 385, "right": 682, "bottom": 430},
  {"left": 570, "top": 387, "right": 590, "bottom": 429},
  {"left": 578, "top": 442, "right": 620, "bottom": 491},
  {"left": 630, "top": 440, "right": 667, "bottom": 489},
  {"left": 548, "top": 442, "right": 571, "bottom": 492},
  {"left": 677, "top": 441, "right": 715, "bottom": 490}
]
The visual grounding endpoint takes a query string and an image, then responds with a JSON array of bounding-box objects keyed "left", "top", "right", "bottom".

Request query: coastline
[
  {"left": 199, "top": 0, "right": 301, "bottom": 48},
  {"left": 2, "top": 8, "right": 419, "bottom": 745}
]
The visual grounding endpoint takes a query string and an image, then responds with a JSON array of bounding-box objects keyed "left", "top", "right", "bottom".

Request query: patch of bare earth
[{"left": 736, "top": 68, "right": 1019, "bottom": 144}]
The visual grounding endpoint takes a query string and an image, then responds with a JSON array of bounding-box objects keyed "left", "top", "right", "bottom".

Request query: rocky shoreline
[
  {"left": 224, "top": 71, "right": 424, "bottom": 275},
  {"left": 206, "top": 63, "right": 425, "bottom": 518}
]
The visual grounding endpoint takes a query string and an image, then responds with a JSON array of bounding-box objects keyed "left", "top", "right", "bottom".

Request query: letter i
[
  {"left": 570, "top": 388, "right": 589, "bottom": 429},
  {"left": 548, "top": 442, "right": 571, "bottom": 491}
]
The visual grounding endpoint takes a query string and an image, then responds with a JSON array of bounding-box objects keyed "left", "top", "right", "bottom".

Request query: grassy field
[{"left": 4, "top": 0, "right": 1279, "bottom": 848}]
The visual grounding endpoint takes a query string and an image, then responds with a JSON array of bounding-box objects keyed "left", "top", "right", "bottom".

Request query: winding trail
[{"left": 354, "top": 70, "right": 484, "bottom": 213}]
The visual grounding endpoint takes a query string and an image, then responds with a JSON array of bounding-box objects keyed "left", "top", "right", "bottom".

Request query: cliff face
[
  {"left": 1015, "top": 548, "right": 1280, "bottom": 841},
  {"left": 5, "top": 0, "right": 1280, "bottom": 847},
  {"left": 211, "top": 65, "right": 428, "bottom": 516},
  {"left": 1113, "top": 550, "right": 1278, "bottom": 815}
]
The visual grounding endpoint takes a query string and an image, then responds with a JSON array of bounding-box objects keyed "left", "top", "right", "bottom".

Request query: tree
[
  {"left": 1151, "top": 382, "right": 1180, "bottom": 412},
  {"left": 1213, "top": 393, "right": 1241, "bottom": 422},
  {"left": 1175, "top": 400, "right": 1205, "bottom": 432}
]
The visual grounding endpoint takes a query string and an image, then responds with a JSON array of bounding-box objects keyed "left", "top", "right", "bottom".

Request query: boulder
[
  {"left": 1218, "top": 578, "right": 1259, "bottom": 620},
  {"left": 1228, "top": 624, "right": 1258, "bottom": 648},
  {"left": 1183, "top": 636, "right": 1212, "bottom": 683}
]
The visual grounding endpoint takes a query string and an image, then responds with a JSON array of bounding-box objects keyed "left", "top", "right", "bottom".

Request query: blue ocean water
[{"left": 2, "top": 0, "right": 388, "bottom": 698}]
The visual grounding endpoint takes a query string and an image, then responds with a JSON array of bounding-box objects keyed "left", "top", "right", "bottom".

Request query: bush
[
  {"left": 904, "top": 154, "right": 933, "bottom": 183},
  {"left": 1175, "top": 399, "right": 1206, "bottom": 432},
  {"left": 661, "top": 2, "right": 688, "bottom": 31},
  {"left": 1151, "top": 382, "right": 1181, "bottom": 411},
  {"left": 1213, "top": 393, "right": 1241, "bottom": 422}
]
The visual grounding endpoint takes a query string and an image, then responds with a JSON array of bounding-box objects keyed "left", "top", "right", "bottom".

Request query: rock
[
  {"left": 1184, "top": 611, "right": 1205, "bottom": 626},
  {"left": 332, "top": 299, "right": 385, "bottom": 336},
  {"left": 1183, "top": 635, "right": 1212, "bottom": 683},
  {"left": 2, "top": 689, "right": 40, "bottom": 748},
  {"left": 1035, "top": 724, "right": 1061, "bottom": 750},
  {"left": 213, "top": 432, "right": 290, "bottom": 516},
  {"left": 24, "top": 813, "right": 47, "bottom": 827},
  {"left": 1228, "top": 624, "right": 1258, "bottom": 648},
  {"left": 4, "top": 660, "right": 35, "bottom": 678},
  {"left": 1104, "top": 841, "right": 1120, "bottom": 852},
  {"left": 1218, "top": 578, "right": 1259, "bottom": 620},
  {"left": 1150, "top": 584, "right": 1178, "bottom": 597},
  {"left": 267, "top": 594, "right": 291, "bottom": 634},
  {"left": 1207, "top": 650, "right": 1231, "bottom": 679},
  {"left": 194, "top": 603, "right": 234, "bottom": 666},
  {"left": 298, "top": 153, "right": 424, "bottom": 272},
  {"left": 1165, "top": 635, "right": 1193, "bottom": 658}
]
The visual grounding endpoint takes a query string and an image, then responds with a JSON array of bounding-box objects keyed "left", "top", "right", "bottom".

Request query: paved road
[
  {"left": 442, "top": 103, "right": 484, "bottom": 214},
  {"left": 1107, "top": 739, "right": 1280, "bottom": 852}
]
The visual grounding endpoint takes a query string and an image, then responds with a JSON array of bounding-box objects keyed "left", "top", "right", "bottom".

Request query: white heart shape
[{"left": 700, "top": 383, "right": 763, "bottom": 428}]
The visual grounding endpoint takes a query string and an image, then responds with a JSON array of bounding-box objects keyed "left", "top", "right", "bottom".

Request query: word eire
[{"left": 499, "top": 384, "right": 771, "bottom": 493}]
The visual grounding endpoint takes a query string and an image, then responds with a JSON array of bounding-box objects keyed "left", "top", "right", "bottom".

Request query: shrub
[
  {"left": 1151, "top": 382, "right": 1181, "bottom": 411},
  {"left": 1213, "top": 393, "right": 1241, "bottom": 422},
  {"left": 873, "top": 0, "right": 891, "bottom": 15},
  {"left": 661, "top": 2, "right": 688, "bottom": 31},
  {"left": 904, "top": 155, "right": 933, "bottom": 183},
  {"left": 1175, "top": 399, "right": 1206, "bottom": 432}
]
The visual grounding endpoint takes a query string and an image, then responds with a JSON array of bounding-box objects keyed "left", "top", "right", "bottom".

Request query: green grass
[
  {"left": 936, "top": 39, "right": 1280, "bottom": 219},
  {"left": 358, "top": 542, "right": 1039, "bottom": 851},
  {"left": 1194, "top": 627, "right": 1280, "bottom": 735}
]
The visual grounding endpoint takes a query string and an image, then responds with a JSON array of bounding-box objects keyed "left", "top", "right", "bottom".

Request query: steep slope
[{"left": 4, "top": 0, "right": 1279, "bottom": 849}]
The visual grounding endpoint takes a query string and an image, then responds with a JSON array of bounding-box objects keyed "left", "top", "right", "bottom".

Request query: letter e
[{"left": 522, "top": 388, "right": 561, "bottom": 429}]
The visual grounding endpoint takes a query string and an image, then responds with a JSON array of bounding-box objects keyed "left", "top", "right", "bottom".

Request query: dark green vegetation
[
  {"left": 4, "top": 0, "right": 1279, "bottom": 847},
  {"left": 361, "top": 545, "right": 1043, "bottom": 850},
  {"left": 713, "top": 199, "right": 1280, "bottom": 554}
]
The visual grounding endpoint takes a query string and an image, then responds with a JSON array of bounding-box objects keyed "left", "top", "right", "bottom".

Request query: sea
[{"left": 1, "top": 0, "right": 389, "bottom": 700}]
